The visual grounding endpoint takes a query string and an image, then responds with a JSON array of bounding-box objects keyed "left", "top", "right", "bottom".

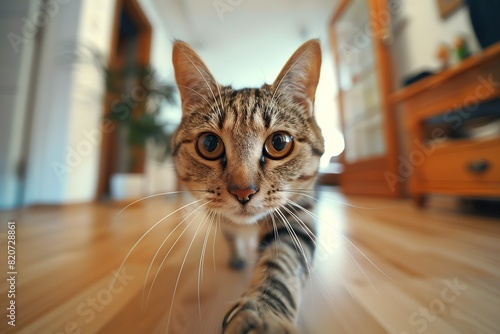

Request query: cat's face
[{"left": 171, "top": 40, "right": 324, "bottom": 225}]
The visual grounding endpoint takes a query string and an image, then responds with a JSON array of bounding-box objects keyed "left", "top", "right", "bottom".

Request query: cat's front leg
[
  {"left": 222, "top": 296, "right": 299, "bottom": 334},
  {"left": 222, "top": 226, "right": 314, "bottom": 334},
  {"left": 222, "top": 224, "right": 258, "bottom": 270}
]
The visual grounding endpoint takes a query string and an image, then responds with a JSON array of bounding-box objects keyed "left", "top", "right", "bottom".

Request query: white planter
[{"left": 110, "top": 173, "right": 145, "bottom": 201}]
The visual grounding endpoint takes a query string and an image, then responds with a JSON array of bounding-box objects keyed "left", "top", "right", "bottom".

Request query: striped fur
[{"left": 172, "top": 39, "right": 324, "bottom": 333}]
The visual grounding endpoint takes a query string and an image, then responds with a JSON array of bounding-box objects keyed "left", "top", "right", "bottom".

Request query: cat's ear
[
  {"left": 271, "top": 39, "right": 322, "bottom": 116},
  {"left": 172, "top": 41, "right": 218, "bottom": 112}
]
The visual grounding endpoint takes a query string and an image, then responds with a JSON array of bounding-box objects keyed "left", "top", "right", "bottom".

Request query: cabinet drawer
[{"left": 420, "top": 139, "right": 500, "bottom": 183}]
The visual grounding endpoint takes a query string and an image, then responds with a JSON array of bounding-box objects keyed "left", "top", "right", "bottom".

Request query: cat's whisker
[
  {"left": 283, "top": 189, "right": 381, "bottom": 239},
  {"left": 158, "top": 208, "right": 208, "bottom": 333},
  {"left": 112, "top": 198, "right": 204, "bottom": 290},
  {"left": 286, "top": 198, "right": 396, "bottom": 283},
  {"left": 284, "top": 198, "right": 342, "bottom": 239},
  {"left": 341, "top": 235, "right": 396, "bottom": 282},
  {"left": 283, "top": 203, "right": 336, "bottom": 259},
  {"left": 145, "top": 201, "right": 213, "bottom": 306},
  {"left": 114, "top": 190, "right": 195, "bottom": 218},
  {"left": 281, "top": 204, "right": 324, "bottom": 276},
  {"left": 275, "top": 208, "right": 313, "bottom": 276},
  {"left": 285, "top": 213, "right": 316, "bottom": 278},
  {"left": 281, "top": 205, "right": 329, "bottom": 300},
  {"left": 141, "top": 200, "right": 211, "bottom": 308},
  {"left": 282, "top": 200, "right": 359, "bottom": 303},
  {"left": 285, "top": 200, "right": 380, "bottom": 295},
  {"left": 281, "top": 204, "right": 319, "bottom": 249},
  {"left": 268, "top": 210, "right": 282, "bottom": 255},
  {"left": 198, "top": 211, "right": 215, "bottom": 319},
  {"left": 212, "top": 213, "right": 220, "bottom": 272},
  {"left": 200, "top": 212, "right": 214, "bottom": 282},
  {"left": 284, "top": 189, "right": 398, "bottom": 210},
  {"left": 285, "top": 213, "right": 339, "bottom": 311},
  {"left": 166, "top": 205, "right": 212, "bottom": 334},
  {"left": 141, "top": 216, "right": 187, "bottom": 309}
]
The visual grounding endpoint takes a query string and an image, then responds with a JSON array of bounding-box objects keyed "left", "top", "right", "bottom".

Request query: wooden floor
[{"left": 1, "top": 189, "right": 499, "bottom": 334}]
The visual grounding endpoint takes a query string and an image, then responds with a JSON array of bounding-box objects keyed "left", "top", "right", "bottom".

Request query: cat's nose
[{"left": 229, "top": 186, "right": 258, "bottom": 205}]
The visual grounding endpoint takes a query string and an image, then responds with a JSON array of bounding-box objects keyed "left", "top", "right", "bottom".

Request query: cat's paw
[{"left": 222, "top": 297, "right": 298, "bottom": 334}]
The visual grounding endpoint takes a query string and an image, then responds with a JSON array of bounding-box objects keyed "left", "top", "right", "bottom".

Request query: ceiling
[
  {"left": 148, "top": 0, "right": 341, "bottom": 88},
  {"left": 150, "top": 0, "right": 340, "bottom": 50}
]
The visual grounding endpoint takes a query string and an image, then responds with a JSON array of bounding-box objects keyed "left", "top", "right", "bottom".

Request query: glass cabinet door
[
  {"left": 335, "top": 0, "right": 386, "bottom": 163},
  {"left": 330, "top": 0, "right": 401, "bottom": 197}
]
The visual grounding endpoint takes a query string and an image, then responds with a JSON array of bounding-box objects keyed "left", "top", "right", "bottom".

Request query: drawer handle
[{"left": 468, "top": 159, "right": 490, "bottom": 174}]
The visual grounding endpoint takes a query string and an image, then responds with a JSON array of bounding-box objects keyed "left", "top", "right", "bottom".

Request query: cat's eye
[
  {"left": 263, "top": 132, "right": 294, "bottom": 160},
  {"left": 196, "top": 132, "right": 225, "bottom": 160}
]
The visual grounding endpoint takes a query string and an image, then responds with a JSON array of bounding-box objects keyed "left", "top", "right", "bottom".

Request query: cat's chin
[{"left": 222, "top": 211, "right": 267, "bottom": 226}]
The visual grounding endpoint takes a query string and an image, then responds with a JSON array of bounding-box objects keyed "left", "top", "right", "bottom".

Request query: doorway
[{"left": 96, "top": 0, "right": 152, "bottom": 201}]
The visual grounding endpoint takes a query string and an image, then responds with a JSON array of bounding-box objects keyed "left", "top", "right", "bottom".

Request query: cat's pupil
[
  {"left": 204, "top": 135, "right": 219, "bottom": 152},
  {"left": 272, "top": 134, "right": 287, "bottom": 151}
]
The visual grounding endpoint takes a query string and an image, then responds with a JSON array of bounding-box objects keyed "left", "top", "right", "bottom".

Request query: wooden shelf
[
  {"left": 391, "top": 42, "right": 500, "bottom": 105},
  {"left": 391, "top": 42, "right": 500, "bottom": 206}
]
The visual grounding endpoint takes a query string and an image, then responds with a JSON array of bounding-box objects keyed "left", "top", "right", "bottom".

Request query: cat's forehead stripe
[{"left": 219, "top": 88, "right": 267, "bottom": 131}]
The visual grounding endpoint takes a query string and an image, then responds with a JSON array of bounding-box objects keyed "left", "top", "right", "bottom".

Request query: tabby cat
[{"left": 171, "top": 39, "right": 324, "bottom": 334}]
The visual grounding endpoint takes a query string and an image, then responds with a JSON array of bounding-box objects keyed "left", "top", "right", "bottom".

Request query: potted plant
[{"left": 81, "top": 47, "right": 177, "bottom": 200}]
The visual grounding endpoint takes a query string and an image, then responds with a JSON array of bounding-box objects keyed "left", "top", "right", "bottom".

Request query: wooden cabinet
[
  {"left": 391, "top": 43, "right": 500, "bottom": 206},
  {"left": 329, "top": 0, "right": 402, "bottom": 197}
]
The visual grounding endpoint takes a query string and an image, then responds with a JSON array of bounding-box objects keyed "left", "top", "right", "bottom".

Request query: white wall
[
  {"left": 140, "top": 0, "right": 182, "bottom": 195},
  {"left": 391, "top": 0, "right": 480, "bottom": 86},
  {"left": 0, "top": 0, "right": 41, "bottom": 209},
  {"left": 64, "top": 0, "right": 116, "bottom": 202},
  {"left": 23, "top": 0, "right": 116, "bottom": 205}
]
